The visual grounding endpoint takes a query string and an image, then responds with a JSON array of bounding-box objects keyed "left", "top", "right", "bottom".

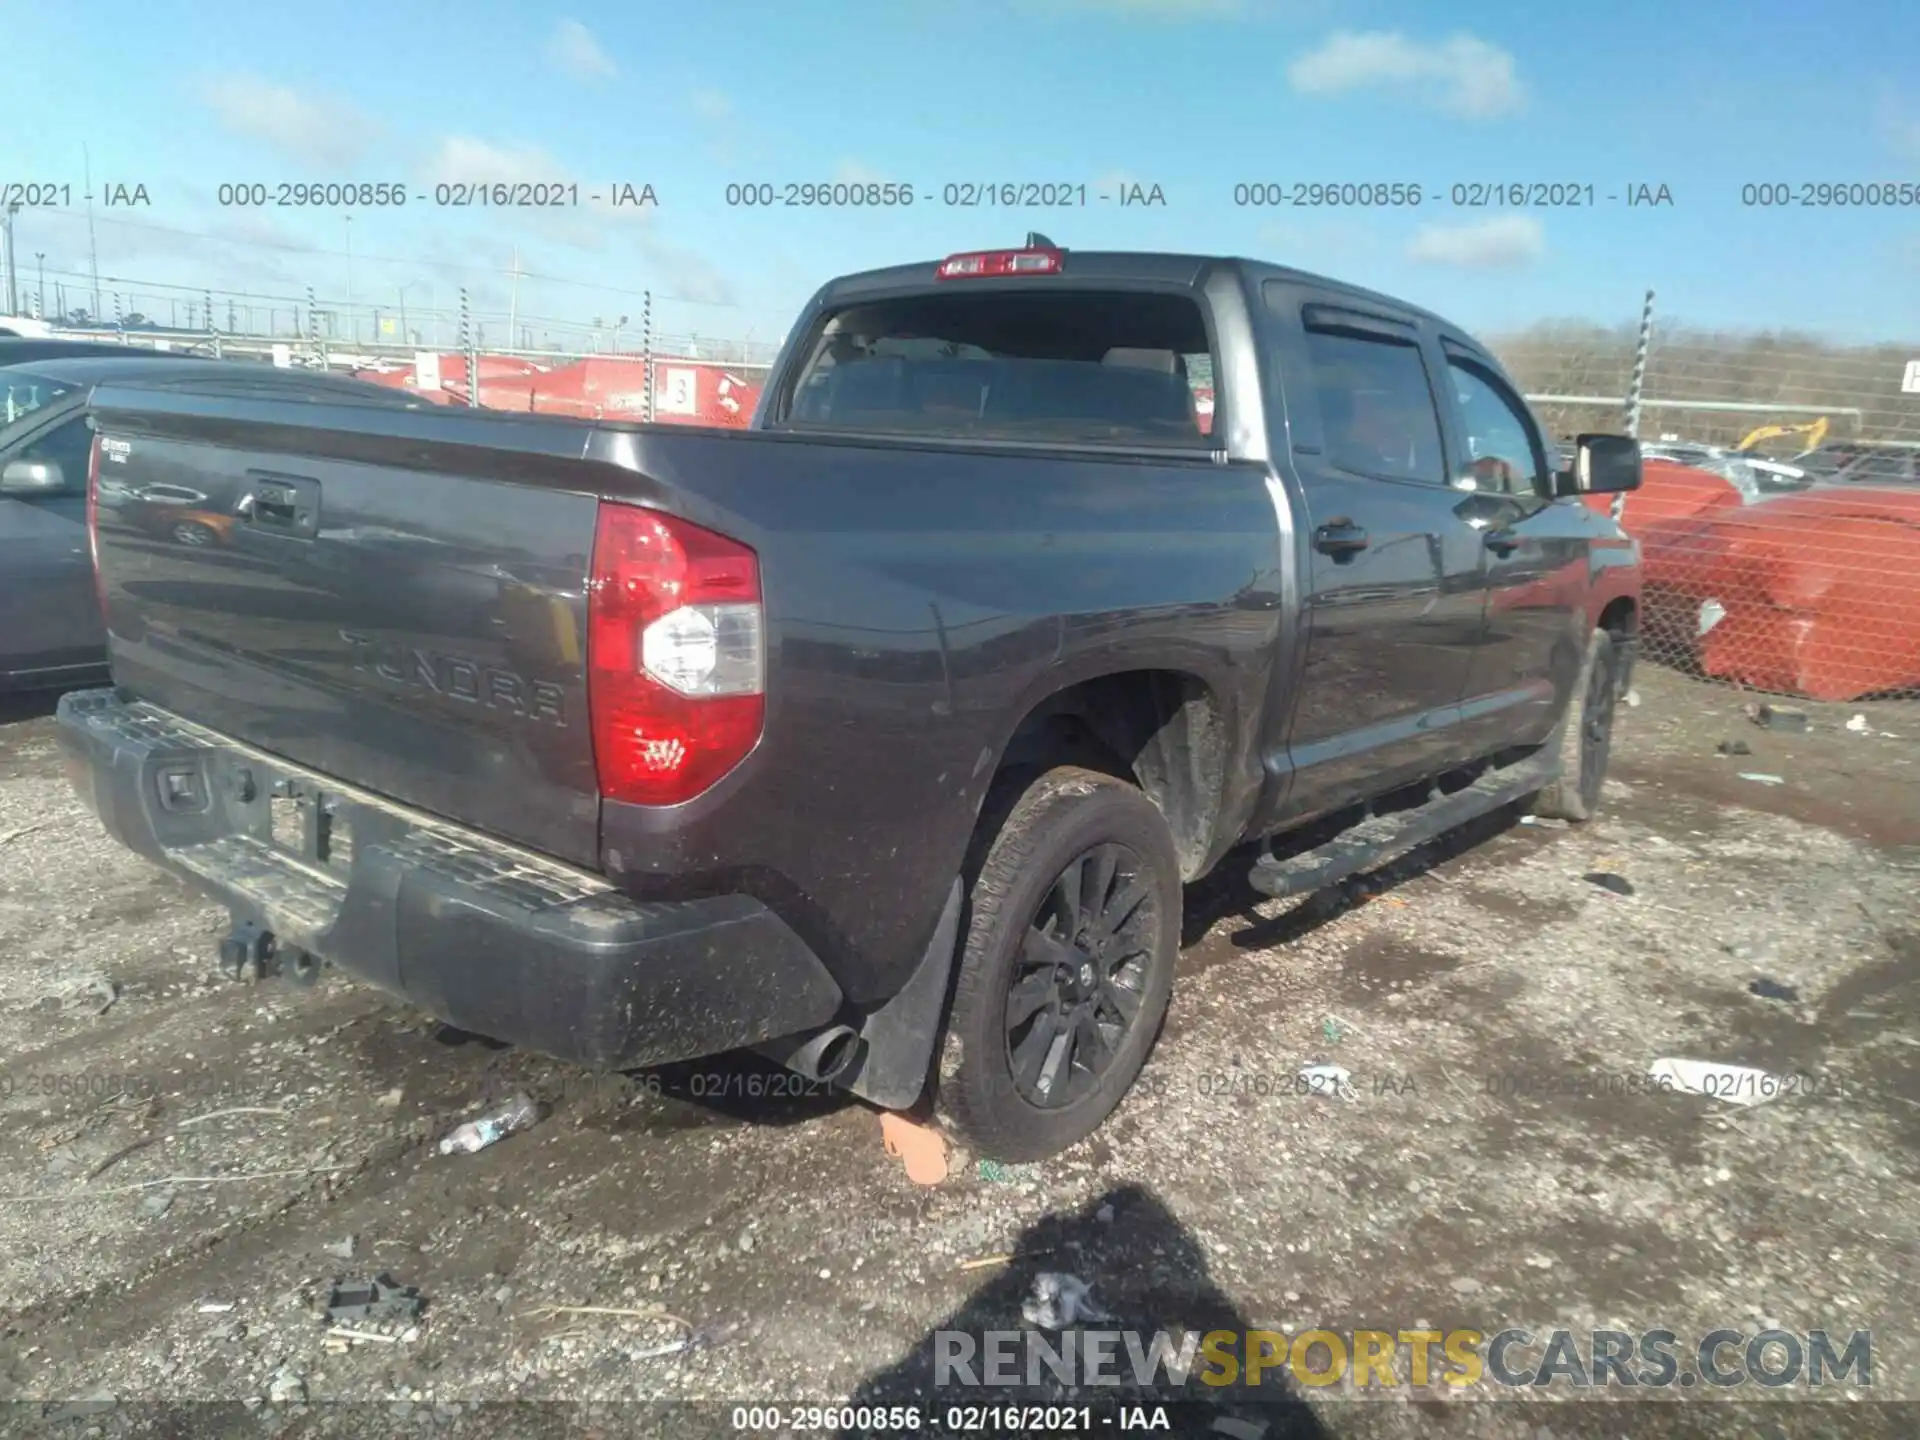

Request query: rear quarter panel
[{"left": 590, "top": 428, "right": 1287, "bottom": 1003}]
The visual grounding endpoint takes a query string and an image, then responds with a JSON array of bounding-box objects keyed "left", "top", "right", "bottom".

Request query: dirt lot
[{"left": 0, "top": 668, "right": 1916, "bottom": 1439}]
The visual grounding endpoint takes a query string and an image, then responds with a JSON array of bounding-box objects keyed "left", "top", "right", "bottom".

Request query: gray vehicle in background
[{"left": 0, "top": 355, "right": 419, "bottom": 693}]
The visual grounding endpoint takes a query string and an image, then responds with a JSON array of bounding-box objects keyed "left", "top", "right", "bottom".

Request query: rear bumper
[{"left": 55, "top": 689, "right": 845, "bottom": 1069}]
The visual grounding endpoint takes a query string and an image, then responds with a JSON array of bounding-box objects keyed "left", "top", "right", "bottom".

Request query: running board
[{"left": 1248, "top": 753, "right": 1559, "bottom": 900}]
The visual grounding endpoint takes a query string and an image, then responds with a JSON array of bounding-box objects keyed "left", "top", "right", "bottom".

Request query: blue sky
[{"left": 6, "top": 0, "right": 1917, "bottom": 349}]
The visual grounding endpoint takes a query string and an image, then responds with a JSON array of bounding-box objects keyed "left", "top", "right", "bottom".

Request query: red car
[{"left": 1592, "top": 463, "right": 1920, "bottom": 700}]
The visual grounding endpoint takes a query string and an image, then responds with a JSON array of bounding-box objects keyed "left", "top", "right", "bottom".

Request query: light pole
[
  {"left": 1, "top": 201, "right": 20, "bottom": 316},
  {"left": 344, "top": 216, "right": 355, "bottom": 345},
  {"left": 612, "top": 313, "right": 628, "bottom": 353},
  {"left": 397, "top": 282, "right": 414, "bottom": 347}
]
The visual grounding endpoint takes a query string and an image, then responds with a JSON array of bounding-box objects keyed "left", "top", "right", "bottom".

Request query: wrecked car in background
[{"left": 1593, "top": 462, "right": 1920, "bottom": 700}]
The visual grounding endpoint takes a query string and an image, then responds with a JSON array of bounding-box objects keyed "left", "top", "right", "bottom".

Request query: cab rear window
[{"left": 778, "top": 290, "right": 1216, "bottom": 449}]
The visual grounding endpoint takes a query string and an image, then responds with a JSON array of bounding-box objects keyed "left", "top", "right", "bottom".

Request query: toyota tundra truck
[{"left": 55, "top": 242, "right": 1642, "bottom": 1160}]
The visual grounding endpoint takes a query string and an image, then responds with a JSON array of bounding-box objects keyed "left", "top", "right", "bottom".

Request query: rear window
[{"left": 778, "top": 290, "right": 1215, "bottom": 449}]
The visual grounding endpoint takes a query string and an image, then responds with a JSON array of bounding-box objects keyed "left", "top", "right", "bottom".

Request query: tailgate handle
[{"left": 240, "top": 472, "right": 321, "bottom": 539}]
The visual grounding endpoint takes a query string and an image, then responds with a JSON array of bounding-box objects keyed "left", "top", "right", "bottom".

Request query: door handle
[
  {"left": 1484, "top": 526, "right": 1520, "bottom": 555},
  {"left": 1313, "top": 521, "right": 1369, "bottom": 556}
]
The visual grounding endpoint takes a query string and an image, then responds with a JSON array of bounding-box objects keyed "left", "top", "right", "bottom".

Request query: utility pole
[
  {"left": 344, "top": 217, "right": 355, "bottom": 345},
  {"left": 506, "top": 247, "right": 521, "bottom": 354},
  {"left": 83, "top": 145, "right": 101, "bottom": 319},
  {"left": 34, "top": 253, "right": 45, "bottom": 319},
  {"left": 0, "top": 201, "right": 19, "bottom": 316}
]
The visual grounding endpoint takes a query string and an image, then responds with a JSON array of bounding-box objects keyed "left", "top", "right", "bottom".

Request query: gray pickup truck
[{"left": 56, "top": 242, "right": 1641, "bottom": 1159}]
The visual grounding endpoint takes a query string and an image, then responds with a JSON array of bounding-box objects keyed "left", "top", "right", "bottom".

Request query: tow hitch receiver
[{"left": 217, "top": 918, "right": 321, "bottom": 986}]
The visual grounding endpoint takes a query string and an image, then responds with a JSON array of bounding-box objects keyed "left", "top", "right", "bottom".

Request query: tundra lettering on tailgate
[{"left": 340, "top": 629, "right": 567, "bottom": 725}]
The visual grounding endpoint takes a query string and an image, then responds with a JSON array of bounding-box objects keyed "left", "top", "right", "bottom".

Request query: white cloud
[
  {"left": 421, "top": 138, "right": 649, "bottom": 251},
  {"left": 1258, "top": 220, "right": 1380, "bottom": 262},
  {"left": 197, "top": 75, "right": 384, "bottom": 167},
  {"left": 424, "top": 136, "right": 567, "bottom": 188},
  {"left": 546, "top": 20, "right": 617, "bottom": 79},
  {"left": 834, "top": 160, "right": 890, "bottom": 185},
  {"left": 687, "top": 88, "right": 768, "bottom": 170},
  {"left": 1288, "top": 30, "right": 1525, "bottom": 119},
  {"left": 1405, "top": 214, "right": 1544, "bottom": 269},
  {"left": 1880, "top": 96, "right": 1920, "bottom": 160},
  {"left": 416, "top": 136, "right": 727, "bottom": 302},
  {"left": 634, "top": 234, "right": 737, "bottom": 307}
]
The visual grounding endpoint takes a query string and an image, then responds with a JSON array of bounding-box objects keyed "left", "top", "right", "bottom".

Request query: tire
[
  {"left": 1530, "top": 629, "right": 1620, "bottom": 822},
  {"left": 932, "top": 766, "right": 1181, "bottom": 1162},
  {"left": 171, "top": 521, "right": 218, "bottom": 547}
]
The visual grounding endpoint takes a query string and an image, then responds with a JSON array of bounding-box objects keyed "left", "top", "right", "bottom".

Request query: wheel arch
[{"left": 994, "top": 668, "right": 1226, "bottom": 882}]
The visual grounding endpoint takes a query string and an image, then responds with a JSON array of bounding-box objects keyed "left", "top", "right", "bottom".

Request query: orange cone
[{"left": 880, "top": 1112, "right": 950, "bottom": 1186}]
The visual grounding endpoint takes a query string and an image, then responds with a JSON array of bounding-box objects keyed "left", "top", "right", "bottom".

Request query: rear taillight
[
  {"left": 586, "top": 502, "right": 764, "bottom": 807},
  {"left": 86, "top": 432, "right": 107, "bottom": 621}
]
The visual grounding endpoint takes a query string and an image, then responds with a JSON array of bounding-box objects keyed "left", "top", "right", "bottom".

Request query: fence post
[
  {"left": 642, "top": 289, "right": 654, "bottom": 423},
  {"left": 1623, "top": 289, "right": 1655, "bottom": 439},
  {"left": 459, "top": 287, "right": 479, "bottom": 408},
  {"left": 1617, "top": 289, "right": 1655, "bottom": 521}
]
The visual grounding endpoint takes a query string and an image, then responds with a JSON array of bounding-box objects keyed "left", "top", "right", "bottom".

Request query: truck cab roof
[{"left": 818, "top": 250, "right": 1465, "bottom": 338}]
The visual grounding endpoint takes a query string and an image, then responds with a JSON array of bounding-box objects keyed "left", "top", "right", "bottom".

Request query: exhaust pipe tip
[{"left": 759, "top": 1023, "right": 861, "bottom": 1085}]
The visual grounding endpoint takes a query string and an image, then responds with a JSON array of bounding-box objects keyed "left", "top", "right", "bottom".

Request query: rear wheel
[
  {"left": 1530, "top": 629, "right": 1620, "bottom": 822},
  {"left": 933, "top": 767, "right": 1180, "bottom": 1161}
]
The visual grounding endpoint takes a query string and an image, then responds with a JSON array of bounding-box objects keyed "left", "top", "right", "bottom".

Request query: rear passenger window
[{"left": 1301, "top": 328, "right": 1445, "bottom": 484}]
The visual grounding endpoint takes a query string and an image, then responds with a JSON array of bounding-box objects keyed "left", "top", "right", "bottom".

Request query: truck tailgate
[{"left": 88, "top": 388, "right": 605, "bottom": 869}]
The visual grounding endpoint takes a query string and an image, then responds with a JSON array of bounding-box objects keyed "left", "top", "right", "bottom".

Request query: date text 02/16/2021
[
  {"left": 1228, "top": 181, "right": 1676, "bottom": 208},
  {"left": 722, "top": 181, "right": 1168, "bottom": 208},
  {"left": 210, "top": 182, "right": 657, "bottom": 208}
]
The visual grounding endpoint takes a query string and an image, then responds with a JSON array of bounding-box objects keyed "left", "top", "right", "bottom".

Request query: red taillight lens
[
  {"left": 86, "top": 432, "right": 107, "bottom": 622},
  {"left": 586, "top": 503, "right": 765, "bottom": 807},
  {"left": 936, "top": 248, "right": 1064, "bottom": 279}
]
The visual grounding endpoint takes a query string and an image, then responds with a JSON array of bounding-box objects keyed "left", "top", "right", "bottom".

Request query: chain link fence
[
  {"left": 1493, "top": 307, "right": 1920, "bottom": 704},
  {"left": 9, "top": 262, "right": 786, "bottom": 365}
]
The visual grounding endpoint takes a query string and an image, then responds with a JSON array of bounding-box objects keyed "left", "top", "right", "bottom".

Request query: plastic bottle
[{"left": 438, "top": 1092, "right": 541, "bottom": 1155}]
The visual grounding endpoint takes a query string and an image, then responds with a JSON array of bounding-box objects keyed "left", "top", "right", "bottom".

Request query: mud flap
[{"left": 838, "top": 879, "right": 963, "bottom": 1110}]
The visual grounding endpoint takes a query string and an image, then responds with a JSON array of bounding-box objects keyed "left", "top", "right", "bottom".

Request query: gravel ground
[{"left": 0, "top": 669, "right": 1916, "bottom": 1440}]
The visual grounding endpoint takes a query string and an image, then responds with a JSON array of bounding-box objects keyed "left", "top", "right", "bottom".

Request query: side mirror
[
  {"left": 0, "top": 458, "right": 65, "bottom": 495},
  {"left": 1555, "top": 433, "right": 1642, "bottom": 497}
]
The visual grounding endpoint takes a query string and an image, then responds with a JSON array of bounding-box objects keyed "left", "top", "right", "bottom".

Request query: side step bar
[{"left": 1248, "top": 752, "right": 1559, "bottom": 900}]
